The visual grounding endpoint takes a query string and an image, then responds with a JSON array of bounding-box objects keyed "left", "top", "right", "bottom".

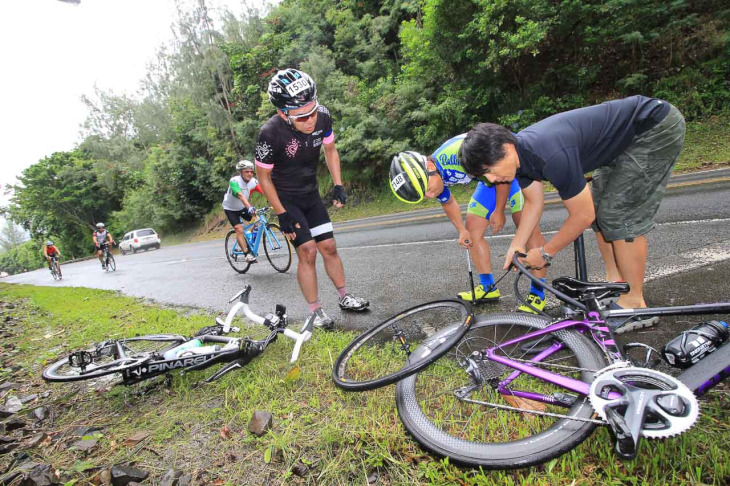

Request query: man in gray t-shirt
[{"left": 459, "top": 96, "right": 686, "bottom": 333}]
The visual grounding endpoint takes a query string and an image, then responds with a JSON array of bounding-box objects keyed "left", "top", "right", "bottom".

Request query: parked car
[{"left": 119, "top": 228, "right": 161, "bottom": 255}]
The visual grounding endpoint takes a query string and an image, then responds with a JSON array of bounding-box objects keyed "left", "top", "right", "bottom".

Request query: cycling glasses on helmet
[{"left": 286, "top": 102, "right": 319, "bottom": 122}]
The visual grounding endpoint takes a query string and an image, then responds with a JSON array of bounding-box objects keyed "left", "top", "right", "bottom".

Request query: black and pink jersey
[{"left": 254, "top": 106, "right": 334, "bottom": 197}]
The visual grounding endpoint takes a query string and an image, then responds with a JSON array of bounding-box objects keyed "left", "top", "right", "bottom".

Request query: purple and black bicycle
[{"left": 334, "top": 248, "right": 730, "bottom": 469}]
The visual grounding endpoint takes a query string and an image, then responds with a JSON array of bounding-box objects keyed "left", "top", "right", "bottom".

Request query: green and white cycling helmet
[
  {"left": 236, "top": 160, "right": 254, "bottom": 171},
  {"left": 389, "top": 151, "right": 430, "bottom": 204}
]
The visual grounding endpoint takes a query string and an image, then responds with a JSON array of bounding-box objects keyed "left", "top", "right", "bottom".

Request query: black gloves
[
  {"left": 333, "top": 185, "right": 346, "bottom": 205},
  {"left": 277, "top": 211, "right": 297, "bottom": 234}
]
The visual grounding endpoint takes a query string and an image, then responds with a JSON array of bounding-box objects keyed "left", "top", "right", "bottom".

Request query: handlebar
[
  {"left": 510, "top": 252, "right": 588, "bottom": 313},
  {"left": 220, "top": 285, "right": 312, "bottom": 363}
]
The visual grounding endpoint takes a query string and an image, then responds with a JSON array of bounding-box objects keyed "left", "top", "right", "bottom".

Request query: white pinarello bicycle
[{"left": 43, "top": 286, "right": 312, "bottom": 385}]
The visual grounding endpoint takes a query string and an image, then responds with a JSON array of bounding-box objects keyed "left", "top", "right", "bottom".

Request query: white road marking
[
  {"left": 339, "top": 218, "right": 730, "bottom": 251},
  {"left": 339, "top": 218, "right": 730, "bottom": 280},
  {"left": 646, "top": 241, "right": 730, "bottom": 282}
]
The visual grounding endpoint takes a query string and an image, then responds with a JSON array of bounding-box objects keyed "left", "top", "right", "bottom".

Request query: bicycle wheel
[
  {"left": 43, "top": 335, "right": 186, "bottom": 382},
  {"left": 51, "top": 262, "right": 60, "bottom": 280},
  {"left": 395, "top": 313, "right": 607, "bottom": 469},
  {"left": 225, "top": 230, "right": 252, "bottom": 274},
  {"left": 263, "top": 223, "right": 292, "bottom": 273},
  {"left": 107, "top": 254, "right": 116, "bottom": 271},
  {"left": 333, "top": 300, "right": 473, "bottom": 391}
]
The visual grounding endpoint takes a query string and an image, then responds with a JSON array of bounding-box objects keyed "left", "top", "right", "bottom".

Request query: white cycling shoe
[{"left": 339, "top": 293, "right": 370, "bottom": 312}]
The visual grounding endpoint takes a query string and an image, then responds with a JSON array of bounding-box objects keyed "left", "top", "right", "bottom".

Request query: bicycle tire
[
  {"left": 263, "top": 223, "right": 292, "bottom": 273},
  {"left": 333, "top": 299, "right": 474, "bottom": 391},
  {"left": 43, "top": 335, "right": 186, "bottom": 382},
  {"left": 225, "top": 230, "right": 252, "bottom": 274},
  {"left": 50, "top": 261, "right": 60, "bottom": 280},
  {"left": 107, "top": 254, "right": 116, "bottom": 272},
  {"left": 395, "top": 312, "right": 607, "bottom": 469}
]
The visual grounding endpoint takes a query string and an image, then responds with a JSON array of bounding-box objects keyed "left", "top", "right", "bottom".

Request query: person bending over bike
[
  {"left": 43, "top": 240, "right": 62, "bottom": 278},
  {"left": 459, "top": 95, "right": 685, "bottom": 333},
  {"left": 222, "top": 159, "right": 264, "bottom": 263},
  {"left": 93, "top": 222, "right": 115, "bottom": 270},
  {"left": 390, "top": 139, "right": 548, "bottom": 313},
  {"left": 255, "top": 68, "right": 369, "bottom": 330}
]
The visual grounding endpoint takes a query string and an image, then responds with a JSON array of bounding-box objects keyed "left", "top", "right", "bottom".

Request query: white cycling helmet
[
  {"left": 96, "top": 222, "right": 105, "bottom": 229},
  {"left": 236, "top": 160, "right": 254, "bottom": 171}
]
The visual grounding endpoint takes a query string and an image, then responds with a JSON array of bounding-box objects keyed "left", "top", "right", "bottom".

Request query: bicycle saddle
[{"left": 552, "top": 277, "right": 630, "bottom": 300}]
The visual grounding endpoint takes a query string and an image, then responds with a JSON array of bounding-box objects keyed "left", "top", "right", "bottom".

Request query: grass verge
[{"left": 1, "top": 283, "right": 728, "bottom": 485}]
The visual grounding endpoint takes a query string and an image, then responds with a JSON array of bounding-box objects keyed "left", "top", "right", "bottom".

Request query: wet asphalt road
[{"left": 4, "top": 170, "right": 730, "bottom": 342}]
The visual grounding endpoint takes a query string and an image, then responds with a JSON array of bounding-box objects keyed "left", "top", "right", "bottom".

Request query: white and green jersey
[{"left": 222, "top": 175, "right": 261, "bottom": 211}]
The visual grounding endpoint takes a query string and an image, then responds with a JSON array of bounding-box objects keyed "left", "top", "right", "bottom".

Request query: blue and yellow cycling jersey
[
  {"left": 430, "top": 133, "right": 523, "bottom": 218},
  {"left": 430, "top": 134, "right": 474, "bottom": 204}
]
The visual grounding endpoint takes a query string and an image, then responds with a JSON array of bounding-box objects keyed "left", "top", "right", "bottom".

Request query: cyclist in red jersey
[{"left": 43, "top": 241, "right": 62, "bottom": 278}]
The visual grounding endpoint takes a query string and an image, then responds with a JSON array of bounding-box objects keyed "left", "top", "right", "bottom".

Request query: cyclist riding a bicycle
[
  {"left": 459, "top": 95, "right": 686, "bottom": 333},
  {"left": 222, "top": 159, "right": 264, "bottom": 264},
  {"left": 43, "top": 240, "right": 62, "bottom": 277},
  {"left": 93, "top": 222, "right": 115, "bottom": 270},
  {"left": 255, "top": 68, "right": 369, "bottom": 330},
  {"left": 389, "top": 138, "right": 548, "bottom": 313}
]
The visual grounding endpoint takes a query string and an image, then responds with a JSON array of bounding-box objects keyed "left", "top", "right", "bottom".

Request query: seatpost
[{"left": 574, "top": 234, "right": 589, "bottom": 281}]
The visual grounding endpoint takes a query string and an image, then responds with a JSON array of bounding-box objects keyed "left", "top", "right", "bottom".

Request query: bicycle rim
[
  {"left": 225, "top": 230, "right": 251, "bottom": 274},
  {"left": 395, "top": 313, "right": 606, "bottom": 469},
  {"left": 333, "top": 300, "right": 473, "bottom": 391},
  {"left": 108, "top": 254, "right": 116, "bottom": 271},
  {"left": 43, "top": 335, "right": 186, "bottom": 382},
  {"left": 263, "top": 223, "right": 292, "bottom": 273}
]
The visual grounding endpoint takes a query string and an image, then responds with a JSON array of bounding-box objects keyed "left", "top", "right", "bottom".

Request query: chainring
[{"left": 589, "top": 363, "right": 699, "bottom": 439}]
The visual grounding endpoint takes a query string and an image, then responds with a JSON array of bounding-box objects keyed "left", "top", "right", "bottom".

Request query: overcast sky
[{"left": 0, "top": 0, "right": 264, "bottom": 208}]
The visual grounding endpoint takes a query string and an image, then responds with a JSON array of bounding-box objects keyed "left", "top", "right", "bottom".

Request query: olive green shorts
[{"left": 591, "top": 104, "right": 685, "bottom": 242}]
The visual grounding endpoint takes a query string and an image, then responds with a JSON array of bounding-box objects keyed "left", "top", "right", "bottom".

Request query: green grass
[
  {"left": 676, "top": 116, "right": 730, "bottom": 172},
  {"left": 1, "top": 283, "right": 728, "bottom": 485}
]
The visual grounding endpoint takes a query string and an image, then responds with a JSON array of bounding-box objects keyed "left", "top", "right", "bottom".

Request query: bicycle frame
[
  {"left": 115, "top": 286, "right": 312, "bottom": 385},
  {"left": 489, "top": 255, "right": 730, "bottom": 406},
  {"left": 231, "top": 209, "right": 286, "bottom": 258}
]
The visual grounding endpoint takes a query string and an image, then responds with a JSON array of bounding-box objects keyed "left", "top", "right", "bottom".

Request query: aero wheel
[
  {"left": 107, "top": 254, "right": 116, "bottom": 271},
  {"left": 43, "top": 335, "right": 186, "bottom": 382},
  {"left": 263, "top": 223, "right": 292, "bottom": 273},
  {"left": 333, "top": 300, "right": 473, "bottom": 391},
  {"left": 395, "top": 313, "right": 607, "bottom": 469},
  {"left": 225, "top": 230, "right": 252, "bottom": 274}
]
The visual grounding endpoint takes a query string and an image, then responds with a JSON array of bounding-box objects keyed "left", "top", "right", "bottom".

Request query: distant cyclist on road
[
  {"left": 93, "top": 223, "right": 114, "bottom": 270},
  {"left": 222, "top": 160, "right": 264, "bottom": 263},
  {"left": 43, "top": 241, "right": 62, "bottom": 278},
  {"left": 255, "top": 68, "right": 369, "bottom": 330},
  {"left": 390, "top": 136, "right": 548, "bottom": 313}
]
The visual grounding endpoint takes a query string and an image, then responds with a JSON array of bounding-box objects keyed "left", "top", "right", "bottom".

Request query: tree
[{"left": 0, "top": 220, "right": 27, "bottom": 253}]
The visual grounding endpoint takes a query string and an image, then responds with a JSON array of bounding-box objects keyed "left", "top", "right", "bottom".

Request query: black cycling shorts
[
  {"left": 279, "top": 191, "right": 334, "bottom": 247},
  {"left": 224, "top": 208, "right": 253, "bottom": 227}
]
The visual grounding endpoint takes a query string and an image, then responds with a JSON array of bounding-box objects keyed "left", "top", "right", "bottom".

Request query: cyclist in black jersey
[{"left": 255, "top": 68, "right": 369, "bottom": 330}]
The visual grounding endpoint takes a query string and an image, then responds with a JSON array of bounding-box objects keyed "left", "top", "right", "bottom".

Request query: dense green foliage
[
  {"left": 0, "top": 240, "right": 43, "bottom": 275},
  {"left": 3, "top": 0, "right": 729, "bottom": 271}
]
